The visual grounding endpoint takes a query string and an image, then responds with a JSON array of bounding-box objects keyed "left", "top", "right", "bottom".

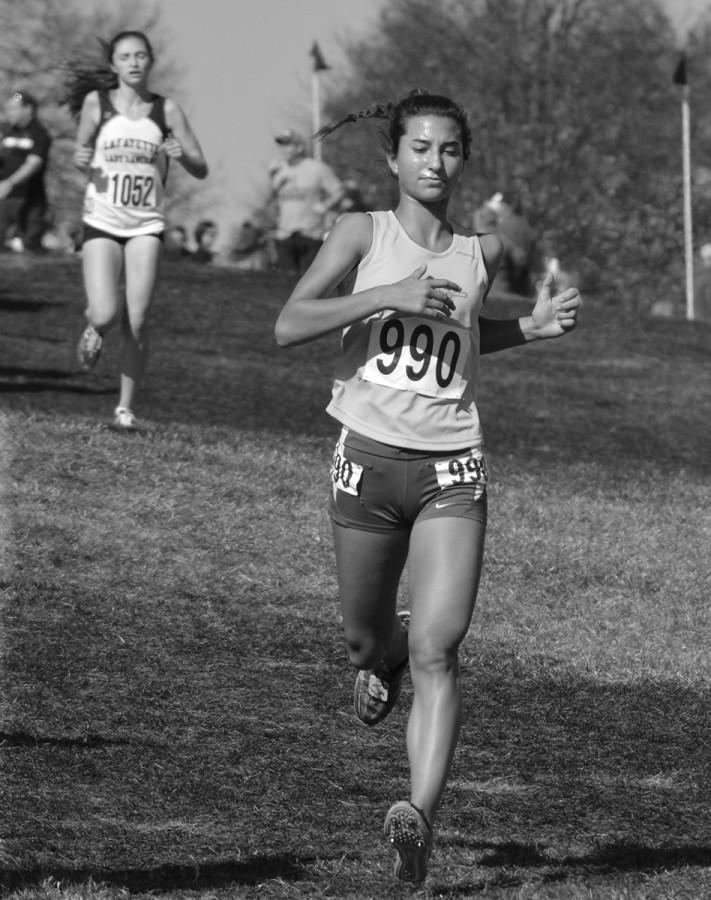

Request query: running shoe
[
  {"left": 113, "top": 407, "right": 137, "bottom": 431},
  {"left": 384, "top": 800, "right": 433, "bottom": 883},
  {"left": 77, "top": 324, "right": 103, "bottom": 371},
  {"left": 353, "top": 610, "right": 410, "bottom": 726}
]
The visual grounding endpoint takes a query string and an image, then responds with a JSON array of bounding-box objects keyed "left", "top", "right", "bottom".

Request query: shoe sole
[{"left": 384, "top": 802, "right": 431, "bottom": 883}]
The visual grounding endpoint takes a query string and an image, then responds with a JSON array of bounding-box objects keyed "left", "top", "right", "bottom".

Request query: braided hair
[
  {"left": 316, "top": 89, "right": 472, "bottom": 161},
  {"left": 61, "top": 30, "right": 154, "bottom": 116}
]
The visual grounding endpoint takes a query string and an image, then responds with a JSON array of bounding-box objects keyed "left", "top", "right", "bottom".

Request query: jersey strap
[
  {"left": 91, "top": 91, "right": 118, "bottom": 146},
  {"left": 149, "top": 94, "right": 169, "bottom": 141}
]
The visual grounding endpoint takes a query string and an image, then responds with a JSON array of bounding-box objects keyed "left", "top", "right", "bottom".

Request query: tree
[
  {"left": 320, "top": 0, "right": 687, "bottom": 306},
  {"left": 0, "top": 0, "right": 210, "bottom": 234}
]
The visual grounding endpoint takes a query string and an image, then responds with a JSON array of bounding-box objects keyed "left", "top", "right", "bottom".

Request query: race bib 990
[
  {"left": 362, "top": 317, "right": 471, "bottom": 399},
  {"left": 434, "top": 449, "right": 487, "bottom": 494},
  {"left": 330, "top": 445, "right": 364, "bottom": 496}
]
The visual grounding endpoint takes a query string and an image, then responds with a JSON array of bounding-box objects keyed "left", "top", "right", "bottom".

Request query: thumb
[
  {"left": 538, "top": 271, "right": 554, "bottom": 295},
  {"left": 410, "top": 264, "right": 427, "bottom": 279}
]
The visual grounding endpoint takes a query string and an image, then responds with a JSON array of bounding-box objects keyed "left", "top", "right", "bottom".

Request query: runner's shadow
[
  {"left": 0, "top": 853, "right": 313, "bottom": 895},
  {"left": 0, "top": 297, "right": 66, "bottom": 312},
  {"left": 474, "top": 839, "right": 711, "bottom": 872},
  {"left": 0, "top": 731, "right": 162, "bottom": 749},
  {"left": 435, "top": 841, "right": 711, "bottom": 896},
  {"left": 0, "top": 366, "right": 114, "bottom": 394}
]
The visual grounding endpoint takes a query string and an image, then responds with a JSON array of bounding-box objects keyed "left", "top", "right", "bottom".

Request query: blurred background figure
[
  {"left": 192, "top": 218, "right": 218, "bottom": 264},
  {"left": 226, "top": 218, "right": 268, "bottom": 270},
  {"left": 338, "top": 178, "right": 366, "bottom": 215},
  {"left": 472, "top": 190, "right": 501, "bottom": 234},
  {"left": 164, "top": 223, "right": 190, "bottom": 261},
  {"left": 692, "top": 242, "right": 711, "bottom": 324},
  {"left": 269, "top": 128, "right": 343, "bottom": 274},
  {"left": 473, "top": 191, "right": 539, "bottom": 296},
  {"left": 0, "top": 89, "right": 52, "bottom": 253},
  {"left": 40, "top": 216, "right": 82, "bottom": 254}
]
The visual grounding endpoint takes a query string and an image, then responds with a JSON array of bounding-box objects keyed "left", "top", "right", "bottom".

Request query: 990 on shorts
[{"left": 329, "top": 427, "right": 488, "bottom": 533}]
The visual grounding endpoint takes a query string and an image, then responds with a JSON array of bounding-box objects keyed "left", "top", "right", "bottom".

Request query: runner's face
[
  {"left": 111, "top": 37, "right": 153, "bottom": 87},
  {"left": 389, "top": 115, "right": 464, "bottom": 203}
]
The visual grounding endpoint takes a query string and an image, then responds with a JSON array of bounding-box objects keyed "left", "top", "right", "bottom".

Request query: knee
[
  {"left": 409, "top": 634, "right": 459, "bottom": 677},
  {"left": 89, "top": 309, "right": 118, "bottom": 332}
]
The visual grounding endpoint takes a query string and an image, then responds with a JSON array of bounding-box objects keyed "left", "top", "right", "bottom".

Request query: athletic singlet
[
  {"left": 326, "top": 210, "right": 489, "bottom": 451},
  {"left": 82, "top": 91, "right": 169, "bottom": 237}
]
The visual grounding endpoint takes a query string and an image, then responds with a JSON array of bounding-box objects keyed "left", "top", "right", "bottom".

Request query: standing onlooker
[
  {"left": 164, "top": 223, "right": 190, "bottom": 261},
  {"left": 692, "top": 242, "right": 711, "bottom": 324},
  {"left": 472, "top": 191, "right": 501, "bottom": 234},
  {"left": 269, "top": 128, "right": 343, "bottom": 274},
  {"left": 191, "top": 218, "right": 218, "bottom": 264},
  {"left": 67, "top": 29, "right": 208, "bottom": 430},
  {"left": 227, "top": 219, "right": 268, "bottom": 270},
  {"left": 496, "top": 198, "right": 539, "bottom": 296},
  {"left": 0, "top": 90, "right": 51, "bottom": 253},
  {"left": 473, "top": 192, "right": 539, "bottom": 296}
]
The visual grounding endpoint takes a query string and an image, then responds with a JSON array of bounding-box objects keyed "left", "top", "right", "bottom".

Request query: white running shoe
[
  {"left": 113, "top": 407, "right": 137, "bottom": 431},
  {"left": 77, "top": 324, "right": 103, "bottom": 371}
]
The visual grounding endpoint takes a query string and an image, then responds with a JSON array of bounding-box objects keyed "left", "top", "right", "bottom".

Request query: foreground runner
[
  {"left": 275, "top": 90, "right": 580, "bottom": 883},
  {"left": 66, "top": 30, "right": 208, "bottom": 430}
]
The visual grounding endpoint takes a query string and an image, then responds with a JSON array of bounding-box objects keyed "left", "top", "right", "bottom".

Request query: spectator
[
  {"left": 472, "top": 191, "right": 501, "bottom": 234},
  {"left": 693, "top": 243, "right": 711, "bottom": 324},
  {"left": 0, "top": 89, "right": 51, "bottom": 253},
  {"left": 192, "top": 218, "right": 218, "bottom": 264},
  {"left": 473, "top": 192, "right": 539, "bottom": 296},
  {"left": 338, "top": 178, "right": 366, "bottom": 215},
  {"left": 496, "top": 198, "right": 539, "bottom": 295},
  {"left": 270, "top": 128, "right": 343, "bottom": 273},
  {"left": 227, "top": 219, "right": 268, "bottom": 270},
  {"left": 164, "top": 223, "right": 190, "bottom": 261}
]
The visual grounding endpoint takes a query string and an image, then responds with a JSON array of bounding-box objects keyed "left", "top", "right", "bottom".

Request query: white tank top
[
  {"left": 326, "top": 210, "right": 489, "bottom": 451},
  {"left": 82, "top": 92, "right": 169, "bottom": 237}
]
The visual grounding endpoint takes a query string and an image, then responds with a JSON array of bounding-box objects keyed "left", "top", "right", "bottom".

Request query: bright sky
[{"left": 152, "top": 0, "right": 385, "bottom": 235}]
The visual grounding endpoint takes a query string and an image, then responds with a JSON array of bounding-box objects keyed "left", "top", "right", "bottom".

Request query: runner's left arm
[
  {"left": 163, "top": 99, "right": 208, "bottom": 179},
  {"left": 479, "top": 273, "right": 581, "bottom": 354}
]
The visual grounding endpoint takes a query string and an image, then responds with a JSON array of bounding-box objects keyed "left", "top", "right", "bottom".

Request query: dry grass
[{"left": 0, "top": 257, "right": 710, "bottom": 899}]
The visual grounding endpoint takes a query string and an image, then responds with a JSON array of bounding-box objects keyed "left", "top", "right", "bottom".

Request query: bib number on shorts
[
  {"left": 330, "top": 446, "right": 364, "bottom": 496},
  {"left": 434, "top": 449, "right": 487, "bottom": 499},
  {"left": 362, "top": 317, "right": 470, "bottom": 399}
]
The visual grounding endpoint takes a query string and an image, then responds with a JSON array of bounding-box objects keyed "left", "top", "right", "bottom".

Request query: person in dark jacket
[{"left": 0, "top": 89, "right": 51, "bottom": 252}]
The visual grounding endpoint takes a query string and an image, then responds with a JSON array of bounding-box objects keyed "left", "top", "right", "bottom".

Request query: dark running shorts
[
  {"left": 329, "top": 427, "right": 488, "bottom": 533},
  {"left": 82, "top": 224, "right": 164, "bottom": 246}
]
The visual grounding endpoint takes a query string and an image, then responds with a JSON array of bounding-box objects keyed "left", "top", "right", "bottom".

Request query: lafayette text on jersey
[
  {"left": 82, "top": 92, "right": 169, "bottom": 237},
  {"left": 326, "top": 210, "right": 490, "bottom": 451}
]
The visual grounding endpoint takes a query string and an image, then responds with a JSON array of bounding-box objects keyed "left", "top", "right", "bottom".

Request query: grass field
[{"left": 1, "top": 255, "right": 710, "bottom": 900}]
